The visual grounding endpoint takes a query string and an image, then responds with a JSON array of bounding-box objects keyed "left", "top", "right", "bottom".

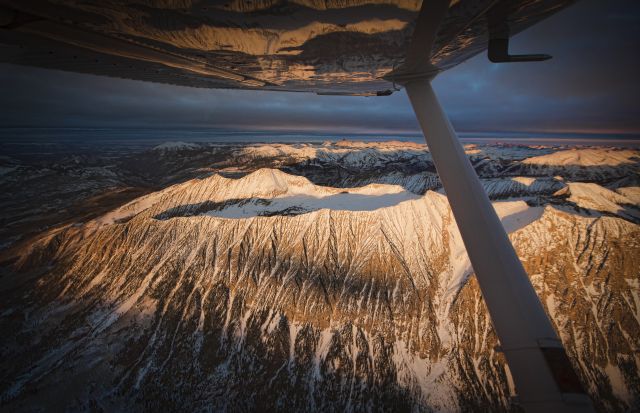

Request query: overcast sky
[{"left": 0, "top": 0, "right": 638, "bottom": 136}]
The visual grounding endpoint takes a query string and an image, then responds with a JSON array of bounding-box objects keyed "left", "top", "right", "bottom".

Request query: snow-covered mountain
[
  {"left": 152, "top": 141, "right": 201, "bottom": 152},
  {"left": 505, "top": 148, "right": 640, "bottom": 181},
  {"left": 555, "top": 182, "right": 640, "bottom": 221},
  {"left": 1, "top": 142, "right": 639, "bottom": 412},
  {"left": 1, "top": 169, "right": 638, "bottom": 412},
  {"left": 4, "top": 141, "right": 637, "bottom": 251}
]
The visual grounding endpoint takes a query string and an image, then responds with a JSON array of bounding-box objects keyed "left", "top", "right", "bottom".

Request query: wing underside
[{"left": 0, "top": 0, "right": 574, "bottom": 95}]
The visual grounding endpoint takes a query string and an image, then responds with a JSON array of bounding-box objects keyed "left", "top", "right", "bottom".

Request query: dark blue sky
[{"left": 0, "top": 0, "right": 638, "bottom": 136}]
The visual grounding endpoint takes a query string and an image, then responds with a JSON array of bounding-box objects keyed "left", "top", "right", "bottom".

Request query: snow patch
[
  {"left": 563, "top": 182, "right": 640, "bottom": 220},
  {"left": 314, "top": 328, "right": 334, "bottom": 379},
  {"left": 153, "top": 141, "right": 200, "bottom": 151},
  {"left": 393, "top": 340, "right": 455, "bottom": 411},
  {"left": 92, "top": 190, "right": 166, "bottom": 227},
  {"left": 523, "top": 148, "right": 639, "bottom": 167}
]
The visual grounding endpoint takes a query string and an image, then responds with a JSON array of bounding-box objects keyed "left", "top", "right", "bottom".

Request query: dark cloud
[
  {"left": 437, "top": 0, "right": 640, "bottom": 134},
  {"left": 0, "top": 0, "right": 638, "bottom": 135}
]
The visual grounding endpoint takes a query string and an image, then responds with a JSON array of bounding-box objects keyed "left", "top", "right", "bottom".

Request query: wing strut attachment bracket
[
  {"left": 487, "top": 3, "right": 552, "bottom": 63},
  {"left": 488, "top": 37, "right": 551, "bottom": 63}
]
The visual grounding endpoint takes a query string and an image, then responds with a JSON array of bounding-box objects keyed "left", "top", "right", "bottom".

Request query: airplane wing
[{"left": 0, "top": 0, "right": 574, "bottom": 96}]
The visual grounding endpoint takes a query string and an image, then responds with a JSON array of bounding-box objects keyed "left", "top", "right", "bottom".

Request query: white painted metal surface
[{"left": 405, "top": 78, "right": 594, "bottom": 413}]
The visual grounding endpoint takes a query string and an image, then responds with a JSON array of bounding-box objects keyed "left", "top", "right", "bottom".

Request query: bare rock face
[
  {"left": 1, "top": 167, "right": 639, "bottom": 412},
  {"left": 514, "top": 209, "right": 640, "bottom": 411}
]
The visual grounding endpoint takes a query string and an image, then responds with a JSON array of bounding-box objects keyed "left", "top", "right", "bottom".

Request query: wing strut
[{"left": 399, "top": 1, "right": 595, "bottom": 412}]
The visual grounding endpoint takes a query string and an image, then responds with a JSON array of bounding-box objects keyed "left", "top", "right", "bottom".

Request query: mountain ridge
[
  {"left": 2, "top": 167, "right": 638, "bottom": 412},
  {"left": 1, "top": 143, "right": 639, "bottom": 412}
]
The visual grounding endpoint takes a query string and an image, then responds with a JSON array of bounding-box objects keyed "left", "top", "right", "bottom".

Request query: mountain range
[{"left": 1, "top": 140, "right": 639, "bottom": 412}]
